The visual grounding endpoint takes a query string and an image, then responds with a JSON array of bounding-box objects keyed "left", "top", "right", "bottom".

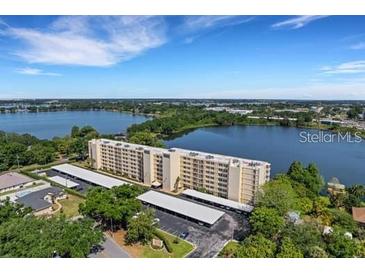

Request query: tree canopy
[
  {"left": 0, "top": 201, "right": 103, "bottom": 258},
  {"left": 235, "top": 234, "right": 276, "bottom": 258},
  {"left": 257, "top": 175, "right": 298, "bottom": 215},
  {"left": 276, "top": 237, "right": 303, "bottom": 258},
  {"left": 79, "top": 185, "right": 146, "bottom": 230},
  {"left": 287, "top": 161, "right": 324, "bottom": 195},
  {"left": 227, "top": 161, "right": 364, "bottom": 258},
  {"left": 250, "top": 207, "right": 285, "bottom": 239},
  {"left": 125, "top": 209, "right": 157, "bottom": 245}
]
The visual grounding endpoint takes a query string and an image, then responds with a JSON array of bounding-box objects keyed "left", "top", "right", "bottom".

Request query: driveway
[
  {"left": 45, "top": 170, "right": 94, "bottom": 194},
  {"left": 154, "top": 207, "right": 249, "bottom": 258},
  {"left": 89, "top": 234, "right": 130, "bottom": 258}
]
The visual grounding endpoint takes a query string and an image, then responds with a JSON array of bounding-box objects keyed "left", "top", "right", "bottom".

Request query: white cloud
[
  {"left": 183, "top": 16, "right": 254, "bottom": 31},
  {"left": 350, "top": 42, "right": 365, "bottom": 50},
  {"left": 178, "top": 16, "right": 254, "bottom": 44},
  {"left": 2, "top": 16, "right": 167, "bottom": 67},
  {"left": 16, "top": 67, "right": 61, "bottom": 76},
  {"left": 272, "top": 16, "right": 329, "bottom": 29},
  {"left": 320, "top": 60, "right": 365, "bottom": 74}
]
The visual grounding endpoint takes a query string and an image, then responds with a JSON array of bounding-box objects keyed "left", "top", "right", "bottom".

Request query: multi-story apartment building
[{"left": 88, "top": 139, "right": 271, "bottom": 204}]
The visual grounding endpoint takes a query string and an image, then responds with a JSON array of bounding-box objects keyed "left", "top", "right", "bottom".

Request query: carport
[{"left": 137, "top": 190, "right": 225, "bottom": 227}]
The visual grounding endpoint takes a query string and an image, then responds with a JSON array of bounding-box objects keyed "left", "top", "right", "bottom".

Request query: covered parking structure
[
  {"left": 51, "top": 164, "right": 129, "bottom": 189},
  {"left": 181, "top": 189, "right": 254, "bottom": 214},
  {"left": 137, "top": 190, "right": 225, "bottom": 227},
  {"left": 49, "top": 175, "right": 80, "bottom": 189}
]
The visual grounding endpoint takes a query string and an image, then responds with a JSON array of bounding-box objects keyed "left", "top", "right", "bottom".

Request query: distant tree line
[{"left": 0, "top": 125, "right": 100, "bottom": 172}]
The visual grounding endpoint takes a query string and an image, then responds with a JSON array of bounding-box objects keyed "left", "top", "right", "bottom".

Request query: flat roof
[
  {"left": 182, "top": 189, "right": 254, "bottom": 213},
  {"left": 0, "top": 172, "right": 33, "bottom": 191},
  {"left": 94, "top": 138, "right": 270, "bottom": 168},
  {"left": 137, "top": 191, "right": 225, "bottom": 225},
  {"left": 52, "top": 164, "right": 129, "bottom": 189},
  {"left": 49, "top": 176, "right": 79, "bottom": 188},
  {"left": 17, "top": 187, "right": 62, "bottom": 211}
]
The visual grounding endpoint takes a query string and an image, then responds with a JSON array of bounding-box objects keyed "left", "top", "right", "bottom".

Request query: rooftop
[
  {"left": 182, "top": 189, "right": 254, "bottom": 213},
  {"left": 352, "top": 207, "right": 365, "bottom": 224},
  {"left": 51, "top": 164, "right": 129, "bottom": 189},
  {"left": 49, "top": 176, "right": 80, "bottom": 188},
  {"left": 17, "top": 187, "right": 63, "bottom": 211},
  {"left": 137, "top": 190, "right": 225, "bottom": 225},
  {"left": 0, "top": 172, "right": 34, "bottom": 191},
  {"left": 175, "top": 147, "right": 269, "bottom": 168},
  {"left": 94, "top": 138, "right": 270, "bottom": 168}
]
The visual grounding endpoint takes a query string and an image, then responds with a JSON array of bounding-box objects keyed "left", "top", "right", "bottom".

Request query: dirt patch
[{"left": 108, "top": 230, "right": 143, "bottom": 258}]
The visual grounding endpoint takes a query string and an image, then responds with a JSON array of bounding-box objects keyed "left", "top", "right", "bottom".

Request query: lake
[
  {"left": 1, "top": 112, "right": 364, "bottom": 185},
  {"left": 165, "top": 126, "right": 365, "bottom": 186},
  {"left": 0, "top": 111, "right": 149, "bottom": 139}
]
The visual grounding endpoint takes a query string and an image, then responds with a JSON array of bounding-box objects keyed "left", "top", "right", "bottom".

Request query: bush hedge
[{"left": 154, "top": 230, "right": 173, "bottom": 253}]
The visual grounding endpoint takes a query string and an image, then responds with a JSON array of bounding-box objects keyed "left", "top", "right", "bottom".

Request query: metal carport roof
[
  {"left": 51, "top": 164, "right": 129, "bottom": 189},
  {"left": 137, "top": 190, "right": 225, "bottom": 225},
  {"left": 182, "top": 189, "right": 254, "bottom": 213}
]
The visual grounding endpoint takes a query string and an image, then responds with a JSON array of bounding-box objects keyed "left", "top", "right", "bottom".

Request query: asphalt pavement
[{"left": 89, "top": 234, "right": 130, "bottom": 258}]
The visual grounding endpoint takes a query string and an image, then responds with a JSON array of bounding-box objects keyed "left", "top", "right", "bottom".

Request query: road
[{"left": 89, "top": 234, "right": 130, "bottom": 258}]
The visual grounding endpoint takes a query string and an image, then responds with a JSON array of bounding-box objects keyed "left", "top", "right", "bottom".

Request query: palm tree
[{"left": 347, "top": 185, "right": 365, "bottom": 198}]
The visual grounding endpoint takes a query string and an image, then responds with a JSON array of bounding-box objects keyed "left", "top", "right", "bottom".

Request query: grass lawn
[
  {"left": 142, "top": 230, "right": 194, "bottom": 258},
  {"left": 218, "top": 241, "right": 241, "bottom": 258},
  {"left": 111, "top": 229, "right": 195, "bottom": 258},
  {"left": 56, "top": 194, "right": 84, "bottom": 218}
]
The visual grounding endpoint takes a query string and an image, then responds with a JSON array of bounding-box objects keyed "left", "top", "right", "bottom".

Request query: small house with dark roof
[{"left": 17, "top": 187, "right": 64, "bottom": 216}]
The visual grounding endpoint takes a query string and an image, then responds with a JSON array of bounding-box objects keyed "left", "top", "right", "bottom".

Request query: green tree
[
  {"left": 29, "top": 143, "right": 56, "bottom": 165},
  {"left": 308, "top": 246, "right": 328, "bottom": 258},
  {"left": 79, "top": 185, "right": 145, "bottom": 230},
  {"left": 0, "top": 216, "right": 103, "bottom": 258},
  {"left": 329, "top": 208, "right": 357, "bottom": 232},
  {"left": 0, "top": 198, "right": 32, "bottom": 225},
  {"left": 297, "top": 197, "right": 313, "bottom": 215},
  {"left": 129, "top": 131, "right": 164, "bottom": 147},
  {"left": 347, "top": 106, "right": 363, "bottom": 119},
  {"left": 347, "top": 184, "right": 365, "bottom": 199},
  {"left": 287, "top": 161, "right": 324, "bottom": 195},
  {"left": 71, "top": 126, "right": 80, "bottom": 138},
  {"left": 125, "top": 209, "right": 157, "bottom": 245},
  {"left": 326, "top": 230, "right": 359, "bottom": 258},
  {"left": 282, "top": 223, "right": 323, "bottom": 257},
  {"left": 313, "top": 196, "right": 331, "bottom": 218},
  {"left": 257, "top": 175, "right": 298, "bottom": 215},
  {"left": 250, "top": 207, "right": 285, "bottom": 238},
  {"left": 235, "top": 234, "right": 276, "bottom": 258},
  {"left": 79, "top": 125, "right": 98, "bottom": 137},
  {"left": 277, "top": 237, "right": 304, "bottom": 258},
  {"left": 343, "top": 185, "right": 365, "bottom": 211}
]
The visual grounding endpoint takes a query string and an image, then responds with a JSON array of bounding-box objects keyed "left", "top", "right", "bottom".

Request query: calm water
[
  {"left": 0, "top": 111, "right": 148, "bottom": 139},
  {"left": 166, "top": 126, "right": 365, "bottom": 186}
]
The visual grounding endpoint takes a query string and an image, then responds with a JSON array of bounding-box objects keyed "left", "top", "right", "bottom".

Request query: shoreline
[{"left": 1, "top": 108, "right": 364, "bottom": 140}]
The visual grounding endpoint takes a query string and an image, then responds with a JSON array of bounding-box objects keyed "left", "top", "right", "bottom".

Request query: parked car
[{"left": 179, "top": 232, "right": 189, "bottom": 239}]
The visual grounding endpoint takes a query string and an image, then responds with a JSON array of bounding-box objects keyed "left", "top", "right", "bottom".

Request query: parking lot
[
  {"left": 153, "top": 204, "right": 249, "bottom": 258},
  {"left": 45, "top": 169, "right": 94, "bottom": 194}
]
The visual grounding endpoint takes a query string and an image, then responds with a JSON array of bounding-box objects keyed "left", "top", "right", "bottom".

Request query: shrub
[{"left": 154, "top": 230, "right": 173, "bottom": 253}]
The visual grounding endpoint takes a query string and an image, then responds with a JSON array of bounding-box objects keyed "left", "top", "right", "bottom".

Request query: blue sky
[{"left": 0, "top": 15, "right": 365, "bottom": 99}]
